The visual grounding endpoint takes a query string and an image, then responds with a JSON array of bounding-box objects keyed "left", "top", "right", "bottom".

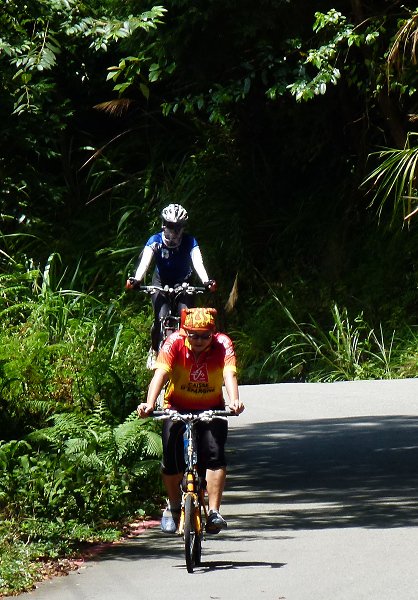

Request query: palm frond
[
  {"left": 362, "top": 135, "right": 418, "bottom": 223},
  {"left": 387, "top": 10, "right": 418, "bottom": 77},
  {"left": 93, "top": 98, "right": 135, "bottom": 117}
]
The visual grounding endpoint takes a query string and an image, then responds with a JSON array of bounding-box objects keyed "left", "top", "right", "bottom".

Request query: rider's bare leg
[
  {"left": 206, "top": 467, "right": 226, "bottom": 512},
  {"left": 162, "top": 472, "right": 182, "bottom": 508}
]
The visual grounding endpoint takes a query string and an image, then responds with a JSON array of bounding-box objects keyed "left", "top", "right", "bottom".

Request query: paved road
[{"left": 17, "top": 379, "right": 418, "bottom": 600}]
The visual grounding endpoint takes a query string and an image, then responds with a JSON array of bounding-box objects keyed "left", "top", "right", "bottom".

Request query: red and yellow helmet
[{"left": 181, "top": 307, "right": 217, "bottom": 332}]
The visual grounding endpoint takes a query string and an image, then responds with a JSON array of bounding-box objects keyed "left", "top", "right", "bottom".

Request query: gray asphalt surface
[{"left": 16, "top": 379, "right": 418, "bottom": 600}]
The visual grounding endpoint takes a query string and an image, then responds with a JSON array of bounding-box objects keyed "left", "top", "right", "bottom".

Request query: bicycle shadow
[
  {"left": 92, "top": 532, "right": 288, "bottom": 573},
  {"left": 179, "top": 559, "right": 286, "bottom": 572},
  {"left": 226, "top": 414, "right": 418, "bottom": 532}
]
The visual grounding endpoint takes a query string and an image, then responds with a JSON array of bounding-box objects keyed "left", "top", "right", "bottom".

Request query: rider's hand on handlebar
[
  {"left": 228, "top": 398, "right": 245, "bottom": 415},
  {"left": 137, "top": 403, "right": 154, "bottom": 418},
  {"left": 204, "top": 279, "right": 217, "bottom": 292},
  {"left": 126, "top": 277, "right": 139, "bottom": 290}
]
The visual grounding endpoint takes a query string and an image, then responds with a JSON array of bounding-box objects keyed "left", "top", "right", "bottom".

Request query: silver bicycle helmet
[{"left": 161, "top": 204, "right": 188, "bottom": 225}]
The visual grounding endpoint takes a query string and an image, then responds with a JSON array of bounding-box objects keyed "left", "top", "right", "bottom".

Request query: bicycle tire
[
  {"left": 194, "top": 488, "right": 207, "bottom": 565},
  {"left": 193, "top": 507, "right": 202, "bottom": 566},
  {"left": 184, "top": 494, "right": 198, "bottom": 573}
]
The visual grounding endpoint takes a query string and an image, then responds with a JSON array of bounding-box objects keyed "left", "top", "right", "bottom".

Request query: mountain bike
[
  {"left": 127, "top": 278, "right": 206, "bottom": 351},
  {"left": 152, "top": 408, "right": 235, "bottom": 573}
]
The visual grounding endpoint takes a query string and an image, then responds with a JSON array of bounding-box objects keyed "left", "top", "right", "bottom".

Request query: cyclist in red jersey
[{"left": 137, "top": 307, "right": 244, "bottom": 534}]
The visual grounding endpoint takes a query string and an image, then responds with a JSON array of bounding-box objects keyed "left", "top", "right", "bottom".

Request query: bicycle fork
[{"left": 178, "top": 473, "right": 207, "bottom": 536}]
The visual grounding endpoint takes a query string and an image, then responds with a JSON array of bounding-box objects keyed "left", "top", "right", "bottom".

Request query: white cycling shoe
[{"left": 161, "top": 507, "right": 180, "bottom": 534}]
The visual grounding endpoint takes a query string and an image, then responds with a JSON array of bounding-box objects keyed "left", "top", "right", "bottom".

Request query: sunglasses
[
  {"left": 163, "top": 221, "right": 183, "bottom": 233},
  {"left": 187, "top": 332, "right": 213, "bottom": 340}
]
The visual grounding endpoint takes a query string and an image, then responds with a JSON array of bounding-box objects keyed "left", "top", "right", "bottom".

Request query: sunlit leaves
[
  {"left": 288, "top": 64, "right": 340, "bottom": 101},
  {"left": 66, "top": 9, "right": 166, "bottom": 52},
  {"left": 313, "top": 8, "right": 344, "bottom": 32},
  {"left": 288, "top": 9, "right": 380, "bottom": 102},
  {"left": 1, "top": 3, "right": 166, "bottom": 115}
]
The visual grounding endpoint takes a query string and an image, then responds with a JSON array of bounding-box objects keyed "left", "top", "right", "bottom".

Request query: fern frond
[
  {"left": 114, "top": 420, "right": 162, "bottom": 459},
  {"left": 28, "top": 412, "right": 88, "bottom": 448},
  {"left": 131, "top": 458, "right": 161, "bottom": 477},
  {"left": 141, "top": 430, "right": 162, "bottom": 457},
  {"left": 64, "top": 437, "right": 89, "bottom": 455}
]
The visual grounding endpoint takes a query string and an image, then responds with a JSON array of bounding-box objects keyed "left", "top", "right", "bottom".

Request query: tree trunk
[
  {"left": 378, "top": 91, "right": 407, "bottom": 148},
  {"left": 350, "top": 0, "right": 364, "bottom": 23}
]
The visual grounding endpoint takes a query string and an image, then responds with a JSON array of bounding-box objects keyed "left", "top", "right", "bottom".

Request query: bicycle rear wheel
[{"left": 184, "top": 494, "right": 200, "bottom": 573}]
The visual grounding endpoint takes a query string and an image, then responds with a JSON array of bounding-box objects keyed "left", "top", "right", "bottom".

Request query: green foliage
[
  {"left": 0, "top": 248, "right": 163, "bottom": 594},
  {"left": 264, "top": 302, "right": 396, "bottom": 383},
  {"left": 1, "top": 1, "right": 166, "bottom": 114},
  {"left": 362, "top": 133, "right": 418, "bottom": 224},
  {"left": 394, "top": 325, "right": 418, "bottom": 378},
  {"left": 0, "top": 253, "right": 154, "bottom": 428},
  {"left": 0, "top": 522, "right": 40, "bottom": 596},
  {"left": 0, "top": 408, "right": 162, "bottom": 521},
  {"left": 230, "top": 295, "right": 291, "bottom": 383},
  {"left": 285, "top": 8, "right": 386, "bottom": 102},
  {"left": 0, "top": 517, "right": 121, "bottom": 595},
  {"left": 67, "top": 9, "right": 167, "bottom": 52},
  {"left": 0, "top": 0, "right": 168, "bottom": 273},
  {"left": 0, "top": 368, "right": 162, "bottom": 593}
]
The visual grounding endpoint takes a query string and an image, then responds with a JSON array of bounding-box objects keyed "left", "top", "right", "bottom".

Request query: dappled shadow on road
[
  {"left": 91, "top": 532, "right": 286, "bottom": 571},
  {"left": 92, "top": 531, "right": 178, "bottom": 561},
  {"left": 94, "top": 414, "right": 418, "bottom": 568},
  {"left": 225, "top": 415, "right": 418, "bottom": 531}
]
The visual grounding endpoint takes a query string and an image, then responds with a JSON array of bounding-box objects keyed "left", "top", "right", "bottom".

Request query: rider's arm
[
  {"left": 223, "top": 369, "right": 244, "bottom": 414},
  {"left": 190, "top": 246, "right": 210, "bottom": 284},
  {"left": 134, "top": 245, "right": 154, "bottom": 281},
  {"left": 137, "top": 368, "right": 169, "bottom": 417}
]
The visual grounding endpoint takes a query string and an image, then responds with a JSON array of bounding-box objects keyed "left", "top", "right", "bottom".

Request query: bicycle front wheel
[{"left": 184, "top": 494, "right": 200, "bottom": 573}]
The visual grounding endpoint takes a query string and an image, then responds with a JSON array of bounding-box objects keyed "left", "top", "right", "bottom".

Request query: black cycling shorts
[{"left": 161, "top": 417, "right": 228, "bottom": 475}]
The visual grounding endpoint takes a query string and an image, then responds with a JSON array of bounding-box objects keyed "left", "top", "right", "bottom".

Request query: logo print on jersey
[{"left": 190, "top": 363, "right": 209, "bottom": 382}]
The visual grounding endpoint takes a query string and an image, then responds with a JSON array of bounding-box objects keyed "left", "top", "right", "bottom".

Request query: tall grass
[{"left": 264, "top": 301, "right": 396, "bottom": 382}]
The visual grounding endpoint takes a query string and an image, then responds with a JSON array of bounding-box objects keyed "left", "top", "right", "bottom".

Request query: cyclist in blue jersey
[{"left": 128, "top": 204, "right": 216, "bottom": 365}]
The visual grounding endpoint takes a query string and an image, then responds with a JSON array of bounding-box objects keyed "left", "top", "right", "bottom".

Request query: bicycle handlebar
[
  {"left": 151, "top": 408, "right": 237, "bottom": 421},
  {"left": 126, "top": 278, "right": 206, "bottom": 295}
]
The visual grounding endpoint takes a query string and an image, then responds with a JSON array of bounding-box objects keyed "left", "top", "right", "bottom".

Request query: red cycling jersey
[{"left": 154, "top": 330, "right": 237, "bottom": 410}]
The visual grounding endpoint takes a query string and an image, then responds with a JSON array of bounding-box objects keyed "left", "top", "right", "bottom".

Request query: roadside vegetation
[
  {"left": 0, "top": 257, "right": 164, "bottom": 595},
  {"left": 2, "top": 247, "right": 418, "bottom": 595},
  {"left": 2, "top": 0, "right": 418, "bottom": 595}
]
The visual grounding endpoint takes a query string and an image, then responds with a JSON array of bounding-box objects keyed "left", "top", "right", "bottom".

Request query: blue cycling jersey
[{"left": 146, "top": 232, "right": 199, "bottom": 286}]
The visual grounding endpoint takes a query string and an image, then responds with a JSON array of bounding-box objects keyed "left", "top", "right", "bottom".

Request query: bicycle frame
[
  {"left": 137, "top": 282, "right": 206, "bottom": 350},
  {"left": 157, "top": 287, "right": 183, "bottom": 348},
  {"left": 177, "top": 416, "right": 206, "bottom": 531},
  {"left": 153, "top": 409, "right": 232, "bottom": 573}
]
